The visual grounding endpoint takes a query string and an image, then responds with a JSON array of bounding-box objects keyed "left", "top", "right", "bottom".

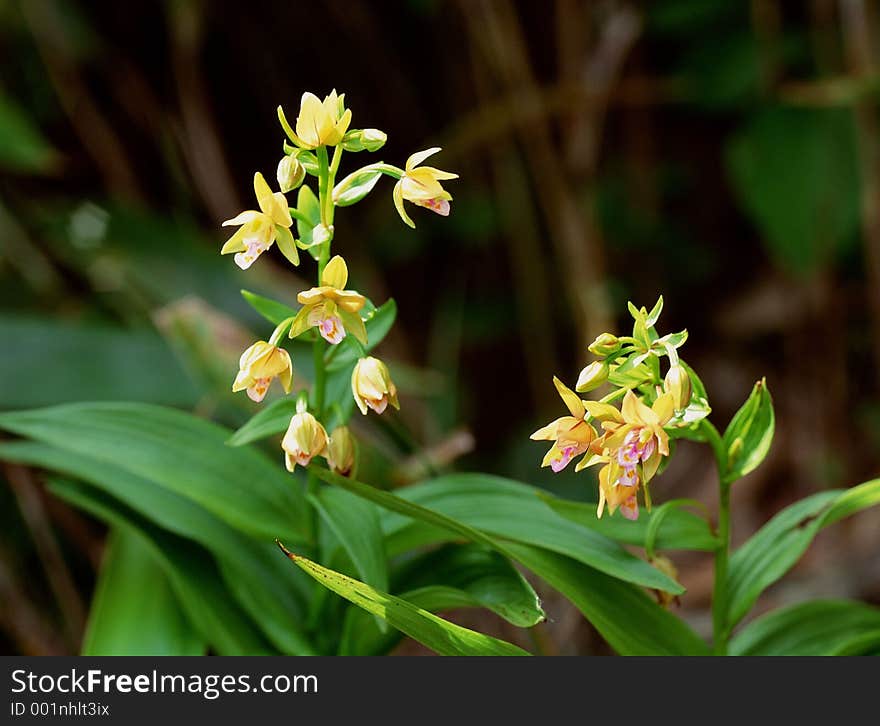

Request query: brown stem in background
[
  {"left": 20, "top": 0, "right": 142, "bottom": 201},
  {"left": 460, "top": 0, "right": 628, "bottom": 348},
  {"left": 5, "top": 464, "right": 86, "bottom": 649},
  {"left": 470, "top": 38, "right": 557, "bottom": 407},
  {"left": 168, "top": 0, "right": 241, "bottom": 222},
  {"left": 841, "top": 0, "right": 880, "bottom": 389}
]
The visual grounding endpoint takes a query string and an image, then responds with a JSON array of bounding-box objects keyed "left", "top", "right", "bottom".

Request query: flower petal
[
  {"left": 406, "top": 147, "right": 442, "bottom": 171},
  {"left": 553, "top": 376, "right": 585, "bottom": 419},
  {"left": 322, "top": 255, "right": 348, "bottom": 289}
]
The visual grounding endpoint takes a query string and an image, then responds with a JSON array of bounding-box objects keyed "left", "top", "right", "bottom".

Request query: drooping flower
[
  {"left": 288, "top": 256, "right": 367, "bottom": 345},
  {"left": 282, "top": 90, "right": 353, "bottom": 150},
  {"left": 326, "top": 425, "right": 356, "bottom": 476},
  {"left": 221, "top": 172, "right": 295, "bottom": 269},
  {"left": 576, "top": 390, "right": 675, "bottom": 520},
  {"left": 530, "top": 377, "right": 597, "bottom": 473},
  {"left": 232, "top": 341, "right": 293, "bottom": 403},
  {"left": 393, "top": 148, "right": 458, "bottom": 228},
  {"left": 351, "top": 356, "right": 399, "bottom": 415},
  {"left": 281, "top": 403, "right": 328, "bottom": 471}
]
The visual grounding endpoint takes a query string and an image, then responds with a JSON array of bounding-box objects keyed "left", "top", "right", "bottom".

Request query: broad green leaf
[
  {"left": 226, "top": 397, "right": 298, "bottom": 446},
  {"left": 727, "top": 479, "right": 880, "bottom": 627},
  {"left": 339, "top": 544, "right": 545, "bottom": 655},
  {"left": 311, "top": 487, "right": 388, "bottom": 629},
  {"left": 726, "top": 106, "right": 860, "bottom": 275},
  {"left": 82, "top": 529, "right": 205, "bottom": 655},
  {"left": 312, "top": 469, "right": 683, "bottom": 593},
  {"left": 0, "top": 316, "right": 199, "bottom": 409},
  {"left": 277, "top": 546, "right": 530, "bottom": 656},
  {"left": 504, "top": 542, "right": 708, "bottom": 655},
  {"left": 296, "top": 185, "right": 321, "bottom": 245},
  {"left": 730, "top": 600, "right": 880, "bottom": 655},
  {"left": 240, "top": 289, "right": 298, "bottom": 326},
  {"left": 0, "top": 402, "right": 309, "bottom": 541},
  {"left": 721, "top": 378, "right": 774, "bottom": 482},
  {"left": 50, "top": 478, "right": 274, "bottom": 655},
  {"left": 539, "top": 493, "right": 717, "bottom": 552},
  {"left": 0, "top": 440, "right": 315, "bottom": 654}
]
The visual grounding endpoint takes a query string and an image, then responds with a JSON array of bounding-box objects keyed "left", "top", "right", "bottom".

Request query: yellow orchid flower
[
  {"left": 281, "top": 90, "right": 353, "bottom": 150},
  {"left": 281, "top": 403, "right": 328, "bottom": 471},
  {"left": 232, "top": 341, "right": 292, "bottom": 402},
  {"left": 530, "top": 376, "right": 597, "bottom": 473},
  {"left": 393, "top": 147, "right": 458, "bottom": 228},
  {"left": 326, "top": 425, "right": 356, "bottom": 476},
  {"left": 221, "top": 172, "right": 294, "bottom": 269},
  {"left": 351, "top": 356, "right": 399, "bottom": 415},
  {"left": 575, "top": 390, "right": 675, "bottom": 520},
  {"left": 288, "top": 256, "right": 367, "bottom": 345}
]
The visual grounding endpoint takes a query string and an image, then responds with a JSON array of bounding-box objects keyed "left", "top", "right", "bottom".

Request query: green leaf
[
  {"left": 226, "top": 397, "right": 298, "bottom": 446},
  {"left": 730, "top": 600, "right": 880, "bottom": 655},
  {"left": 727, "top": 479, "right": 880, "bottom": 628},
  {"left": 0, "top": 316, "right": 199, "bottom": 409},
  {"left": 50, "top": 478, "right": 274, "bottom": 655},
  {"left": 82, "top": 529, "right": 205, "bottom": 655},
  {"left": 313, "top": 469, "right": 684, "bottom": 594},
  {"left": 311, "top": 487, "right": 388, "bottom": 628},
  {"left": 339, "top": 544, "right": 545, "bottom": 655},
  {"left": 0, "top": 402, "right": 309, "bottom": 542},
  {"left": 240, "top": 290, "right": 298, "bottom": 326},
  {"left": 726, "top": 106, "right": 860, "bottom": 275},
  {"left": 539, "top": 493, "right": 717, "bottom": 552},
  {"left": 296, "top": 185, "right": 321, "bottom": 245},
  {"left": 0, "top": 94, "right": 57, "bottom": 172},
  {"left": 0, "top": 440, "right": 315, "bottom": 654},
  {"left": 721, "top": 378, "right": 774, "bottom": 482},
  {"left": 503, "top": 542, "right": 709, "bottom": 655},
  {"left": 277, "top": 546, "right": 530, "bottom": 656}
]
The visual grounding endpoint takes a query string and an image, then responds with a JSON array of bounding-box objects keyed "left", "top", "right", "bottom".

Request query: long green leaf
[
  {"left": 240, "top": 290, "right": 298, "bottom": 326},
  {"left": 0, "top": 402, "right": 309, "bottom": 540},
  {"left": 0, "top": 440, "right": 315, "bottom": 654},
  {"left": 82, "top": 529, "right": 205, "bottom": 655},
  {"left": 502, "top": 543, "right": 709, "bottom": 655},
  {"left": 362, "top": 472, "right": 684, "bottom": 593},
  {"left": 540, "top": 493, "right": 717, "bottom": 552},
  {"left": 310, "top": 468, "right": 706, "bottom": 655},
  {"left": 730, "top": 600, "right": 880, "bottom": 655},
  {"left": 727, "top": 479, "right": 880, "bottom": 627},
  {"left": 226, "top": 398, "right": 298, "bottom": 446},
  {"left": 277, "top": 543, "right": 530, "bottom": 656},
  {"left": 311, "top": 487, "right": 388, "bottom": 631},
  {"left": 0, "top": 316, "right": 199, "bottom": 408},
  {"left": 49, "top": 478, "right": 274, "bottom": 655},
  {"left": 340, "top": 544, "right": 544, "bottom": 655}
]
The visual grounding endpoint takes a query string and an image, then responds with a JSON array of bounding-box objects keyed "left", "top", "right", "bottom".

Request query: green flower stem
[
  {"left": 316, "top": 146, "right": 330, "bottom": 227},
  {"left": 306, "top": 147, "right": 335, "bottom": 539},
  {"left": 701, "top": 418, "right": 732, "bottom": 654}
]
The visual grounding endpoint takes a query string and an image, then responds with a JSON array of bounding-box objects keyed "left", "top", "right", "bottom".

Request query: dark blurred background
[{"left": 2, "top": 0, "right": 879, "bottom": 655}]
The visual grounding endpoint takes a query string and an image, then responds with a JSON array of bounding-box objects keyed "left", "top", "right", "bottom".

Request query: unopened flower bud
[
  {"left": 664, "top": 364, "right": 692, "bottom": 410},
  {"left": 326, "top": 426, "right": 356, "bottom": 476},
  {"left": 281, "top": 403, "right": 328, "bottom": 471},
  {"left": 341, "top": 128, "right": 387, "bottom": 152},
  {"left": 588, "top": 333, "right": 620, "bottom": 357},
  {"left": 277, "top": 155, "right": 306, "bottom": 193},
  {"left": 575, "top": 360, "right": 609, "bottom": 393},
  {"left": 352, "top": 356, "right": 399, "bottom": 415},
  {"left": 312, "top": 223, "right": 333, "bottom": 246}
]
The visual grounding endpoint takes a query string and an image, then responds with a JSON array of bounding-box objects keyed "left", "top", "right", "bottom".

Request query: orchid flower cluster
[
  {"left": 220, "top": 90, "right": 456, "bottom": 476},
  {"left": 531, "top": 297, "right": 710, "bottom": 520}
]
